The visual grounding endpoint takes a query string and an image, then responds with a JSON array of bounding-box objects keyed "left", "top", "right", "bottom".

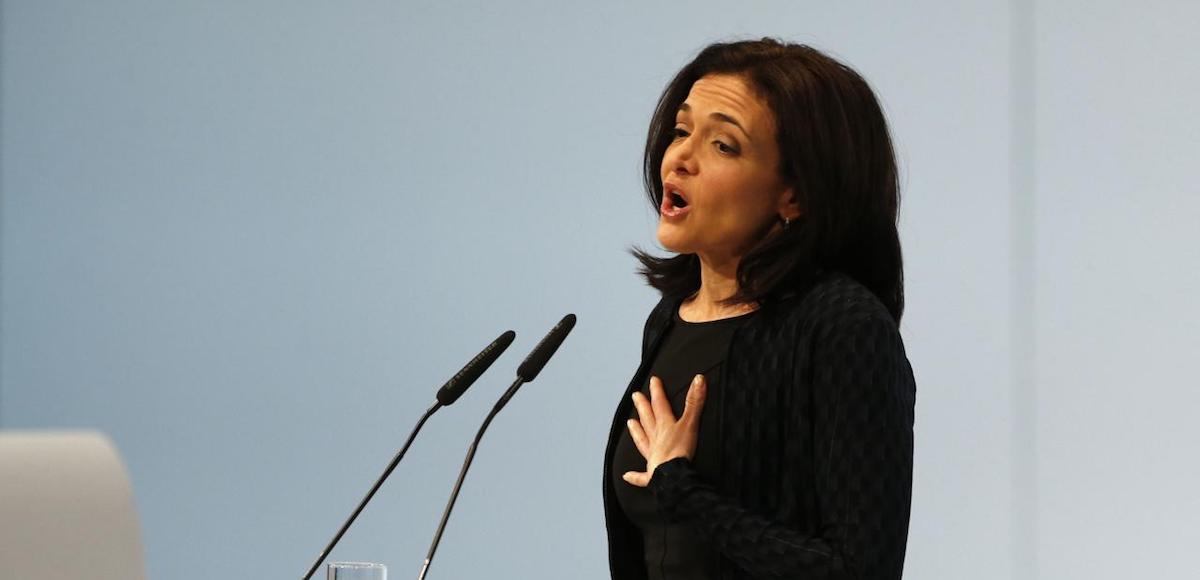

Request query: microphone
[
  {"left": 417, "top": 314, "right": 576, "bottom": 580},
  {"left": 438, "top": 330, "right": 517, "bottom": 406},
  {"left": 516, "top": 313, "right": 576, "bottom": 381},
  {"left": 301, "top": 330, "right": 516, "bottom": 580}
]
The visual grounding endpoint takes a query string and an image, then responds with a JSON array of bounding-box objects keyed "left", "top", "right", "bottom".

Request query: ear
[{"left": 776, "top": 186, "right": 803, "bottom": 220}]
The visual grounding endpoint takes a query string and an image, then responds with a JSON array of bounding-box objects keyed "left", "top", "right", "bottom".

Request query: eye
[
  {"left": 715, "top": 141, "right": 739, "bottom": 155},
  {"left": 672, "top": 127, "right": 690, "bottom": 140}
]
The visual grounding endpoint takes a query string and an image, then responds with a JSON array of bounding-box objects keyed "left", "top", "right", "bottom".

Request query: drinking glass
[{"left": 327, "top": 561, "right": 386, "bottom": 580}]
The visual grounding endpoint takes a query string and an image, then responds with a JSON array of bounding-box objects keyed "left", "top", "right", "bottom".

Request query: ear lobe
[{"left": 779, "top": 186, "right": 803, "bottom": 219}]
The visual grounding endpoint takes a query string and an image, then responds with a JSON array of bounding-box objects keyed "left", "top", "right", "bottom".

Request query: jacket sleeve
[{"left": 647, "top": 309, "right": 915, "bottom": 580}]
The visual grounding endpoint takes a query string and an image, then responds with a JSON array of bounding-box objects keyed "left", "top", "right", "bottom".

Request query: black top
[
  {"left": 610, "top": 307, "right": 755, "bottom": 580},
  {"left": 602, "top": 272, "right": 916, "bottom": 580}
]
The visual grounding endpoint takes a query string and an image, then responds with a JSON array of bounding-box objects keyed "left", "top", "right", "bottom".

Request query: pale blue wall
[
  {"left": 1031, "top": 1, "right": 1200, "bottom": 576},
  {"left": 2, "top": 1, "right": 1194, "bottom": 579}
]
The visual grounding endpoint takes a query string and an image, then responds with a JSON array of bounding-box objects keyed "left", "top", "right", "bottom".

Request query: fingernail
[{"left": 692, "top": 374, "right": 703, "bottom": 386}]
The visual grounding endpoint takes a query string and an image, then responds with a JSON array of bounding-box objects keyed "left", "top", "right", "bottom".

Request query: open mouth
[{"left": 661, "top": 182, "right": 692, "bottom": 218}]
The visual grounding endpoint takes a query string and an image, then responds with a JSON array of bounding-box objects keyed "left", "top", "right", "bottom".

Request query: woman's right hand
[{"left": 622, "top": 374, "right": 707, "bottom": 487}]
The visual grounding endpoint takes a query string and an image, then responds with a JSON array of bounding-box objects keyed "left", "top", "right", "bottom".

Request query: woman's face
[{"left": 657, "top": 73, "right": 797, "bottom": 262}]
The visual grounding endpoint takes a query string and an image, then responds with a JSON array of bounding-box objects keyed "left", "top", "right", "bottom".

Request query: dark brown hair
[{"left": 633, "top": 38, "right": 905, "bottom": 322}]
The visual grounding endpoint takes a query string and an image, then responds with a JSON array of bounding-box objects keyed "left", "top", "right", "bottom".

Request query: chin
[{"left": 656, "top": 224, "right": 694, "bottom": 255}]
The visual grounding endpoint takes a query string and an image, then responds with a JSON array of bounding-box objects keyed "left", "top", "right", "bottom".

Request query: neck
[{"left": 682, "top": 253, "right": 757, "bottom": 321}]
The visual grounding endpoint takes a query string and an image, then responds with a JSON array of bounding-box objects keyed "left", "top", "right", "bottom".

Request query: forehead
[{"left": 679, "top": 74, "right": 773, "bottom": 127}]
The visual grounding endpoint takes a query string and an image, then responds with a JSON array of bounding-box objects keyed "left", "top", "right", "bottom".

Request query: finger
[
  {"left": 680, "top": 374, "right": 707, "bottom": 427},
  {"left": 622, "top": 470, "right": 650, "bottom": 488},
  {"left": 649, "top": 375, "right": 676, "bottom": 423},
  {"left": 631, "top": 391, "right": 656, "bottom": 434},
  {"left": 627, "top": 419, "right": 650, "bottom": 459}
]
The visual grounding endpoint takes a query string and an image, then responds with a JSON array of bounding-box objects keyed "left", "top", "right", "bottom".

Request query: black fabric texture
[
  {"left": 611, "top": 308, "right": 752, "bottom": 580},
  {"left": 601, "top": 271, "right": 917, "bottom": 580}
]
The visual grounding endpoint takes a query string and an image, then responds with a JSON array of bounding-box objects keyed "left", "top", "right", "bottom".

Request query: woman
[{"left": 603, "top": 39, "right": 916, "bottom": 580}]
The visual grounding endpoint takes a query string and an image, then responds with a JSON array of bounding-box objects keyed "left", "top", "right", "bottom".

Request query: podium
[{"left": 0, "top": 431, "right": 146, "bottom": 580}]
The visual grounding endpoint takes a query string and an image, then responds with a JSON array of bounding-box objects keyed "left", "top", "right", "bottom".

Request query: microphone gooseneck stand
[
  {"left": 302, "top": 330, "right": 515, "bottom": 580},
  {"left": 416, "top": 377, "right": 521, "bottom": 580},
  {"left": 302, "top": 401, "right": 437, "bottom": 580},
  {"left": 417, "top": 313, "right": 576, "bottom": 580}
]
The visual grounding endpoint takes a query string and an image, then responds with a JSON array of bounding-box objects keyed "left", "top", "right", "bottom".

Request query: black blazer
[{"left": 602, "top": 271, "right": 916, "bottom": 580}]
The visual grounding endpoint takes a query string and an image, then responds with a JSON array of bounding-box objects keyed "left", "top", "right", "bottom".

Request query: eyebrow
[{"left": 678, "top": 102, "right": 751, "bottom": 141}]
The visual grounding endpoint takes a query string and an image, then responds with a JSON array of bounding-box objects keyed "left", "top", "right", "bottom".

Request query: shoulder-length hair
[{"left": 633, "top": 38, "right": 905, "bottom": 322}]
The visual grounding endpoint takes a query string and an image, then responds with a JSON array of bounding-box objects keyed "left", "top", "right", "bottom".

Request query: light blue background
[{"left": 2, "top": 1, "right": 1196, "bottom": 579}]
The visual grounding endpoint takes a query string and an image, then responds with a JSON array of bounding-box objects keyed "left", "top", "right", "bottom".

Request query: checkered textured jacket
[{"left": 602, "top": 271, "right": 916, "bottom": 580}]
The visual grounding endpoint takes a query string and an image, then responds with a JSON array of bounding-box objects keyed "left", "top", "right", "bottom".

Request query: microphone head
[
  {"left": 516, "top": 313, "right": 577, "bottom": 382},
  {"left": 436, "top": 330, "right": 516, "bottom": 406}
]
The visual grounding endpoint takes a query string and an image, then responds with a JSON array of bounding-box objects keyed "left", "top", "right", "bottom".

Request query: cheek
[{"left": 705, "top": 169, "right": 777, "bottom": 222}]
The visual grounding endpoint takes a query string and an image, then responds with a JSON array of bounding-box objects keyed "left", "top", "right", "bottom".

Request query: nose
[{"left": 662, "top": 133, "right": 698, "bottom": 177}]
